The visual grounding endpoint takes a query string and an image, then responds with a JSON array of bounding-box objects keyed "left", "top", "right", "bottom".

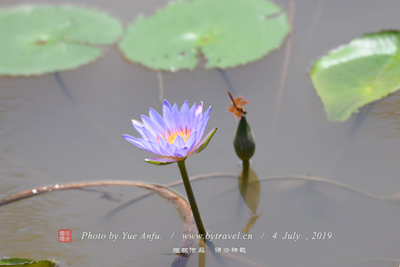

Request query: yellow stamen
[{"left": 160, "top": 128, "right": 191, "bottom": 144}]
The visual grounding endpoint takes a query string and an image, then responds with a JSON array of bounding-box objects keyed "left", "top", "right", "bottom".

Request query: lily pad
[
  {"left": 0, "top": 258, "right": 58, "bottom": 267},
  {"left": 119, "top": 0, "right": 289, "bottom": 71},
  {"left": 311, "top": 30, "right": 400, "bottom": 122},
  {"left": 0, "top": 5, "right": 123, "bottom": 76}
]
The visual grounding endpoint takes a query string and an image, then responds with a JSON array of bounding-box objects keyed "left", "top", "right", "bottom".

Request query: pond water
[{"left": 1, "top": 0, "right": 400, "bottom": 266}]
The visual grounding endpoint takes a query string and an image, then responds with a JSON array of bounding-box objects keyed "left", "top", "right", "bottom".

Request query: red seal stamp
[{"left": 58, "top": 229, "right": 71, "bottom": 242}]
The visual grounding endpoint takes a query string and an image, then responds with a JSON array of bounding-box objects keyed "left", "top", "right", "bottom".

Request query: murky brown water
[{"left": 1, "top": 0, "right": 400, "bottom": 266}]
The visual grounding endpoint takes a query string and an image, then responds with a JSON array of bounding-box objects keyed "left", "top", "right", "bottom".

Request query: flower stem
[{"left": 177, "top": 160, "right": 207, "bottom": 238}]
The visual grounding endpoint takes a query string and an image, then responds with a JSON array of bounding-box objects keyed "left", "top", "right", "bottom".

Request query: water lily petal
[
  {"left": 186, "top": 131, "right": 198, "bottom": 153},
  {"left": 123, "top": 135, "right": 144, "bottom": 148},
  {"left": 131, "top": 119, "right": 144, "bottom": 127},
  {"left": 163, "top": 99, "right": 172, "bottom": 110},
  {"left": 131, "top": 121, "right": 147, "bottom": 139},
  {"left": 191, "top": 115, "right": 201, "bottom": 130},
  {"left": 195, "top": 106, "right": 211, "bottom": 131},
  {"left": 165, "top": 142, "right": 178, "bottom": 157},
  {"left": 201, "top": 106, "right": 212, "bottom": 120},
  {"left": 174, "top": 134, "right": 185, "bottom": 148},
  {"left": 149, "top": 108, "right": 167, "bottom": 131},
  {"left": 180, "top": 100, "right": 190, "bottom": 127},
  {"left": 157, "top": 140, "right": 170, "bottom": 156},
  {"left": 191, "top": 102, "right": 205, "bottom": 129},
  {"left": 188, "top": 102, "right": 197, "bottom": 127},
  {"left": 123, "top": 135, "right": 155, "bottom": 153},
  {"left": 141, "top": 126, "right": 157, "bottom": 141},
  {"left": 158, "top": 138, "right": 172, "bottom": 156},
  {"left": 148, "top": 140, "right": 162, "bottom": 154},
  {"left": 176, "top": 147, "right": 189, "bottom": 158},
  {"left": 140, "top": 139, "right": 158, "bottom": 154},
  {"left": 163, "top": 100, "right": 174, "bottom": 129},
  {"left": 195, "top": 101, "right": 203, "bottom": 117},
  {"left": 195, "top": 116, "right": 210, "bottom": 144},
  {"left": 132, "top": 119, "right": 158, "bottom": 141},
  {"left": 171, "top": 103, "right": 181, "bottom": 129},
  {"left": 141, "top": 115, "right": 161, "bottom": 136},
  {"left": 189, "top": 102, "right": 197, "bottom": 115}
]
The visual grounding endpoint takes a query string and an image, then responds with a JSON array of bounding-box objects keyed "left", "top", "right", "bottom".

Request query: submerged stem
[
  {"left": 54, "top": 72, "right": 74, "bottom": 101},
  {"left": 216, "top": 68, "right": 234, "bottom": 94},
  {"left": 177, "top": 160, "right": 207, "bottom": 238}
]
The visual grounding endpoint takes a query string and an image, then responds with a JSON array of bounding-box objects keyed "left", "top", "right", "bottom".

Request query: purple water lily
[{"left": 123, "top": 100, "right": 217, "bottom": 165}]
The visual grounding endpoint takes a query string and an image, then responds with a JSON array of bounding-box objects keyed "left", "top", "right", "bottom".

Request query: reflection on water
[
  {"left": 238, "top": 161, "right": 261, "bottom": 234},
  {"left": 372, "top": 91, "right": 400, "bottom": 138}
]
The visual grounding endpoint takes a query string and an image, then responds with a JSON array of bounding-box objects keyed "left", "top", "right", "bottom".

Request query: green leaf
[
  {"left": 192, "top": 127, "right": 217, "bottom": 155},
  {"left": 145, "top": 156, "right": 180, "bottom": 165},
  {"left": 0, "top": 5, "right": 123, "bottom": 76},
  {"left": 0, "top": 258, "right": 58, "bottom": 267},
  {"left": 311, "top": 30, "right": 400, "bottom": 122},
  {"left": 119, "top": 0, "right": 289, "bottom": 71}
]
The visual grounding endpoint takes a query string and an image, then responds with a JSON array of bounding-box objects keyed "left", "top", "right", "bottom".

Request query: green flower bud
[{"left": 233, "top": 116, "right": 255, "bottom": 161}]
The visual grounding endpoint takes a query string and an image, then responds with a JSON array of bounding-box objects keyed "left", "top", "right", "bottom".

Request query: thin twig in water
[
  {"left": 295, "top": 0, "right": 324, "bottom": 64},
  {"left": 261, "top": 175, "right": 389, "bottom": 201},
  {"left": 0, "top": 181, "right": 171, "bottom": 205},
  {"left": 106, "top": 172, "right": 396, "bottom": 219},
  {"left": 105, "top": 173, "right": 236, "bottom": 218},
  {"left": 77, "top": 188, "right": 123, "bottom": 203},
  {"left": 272, "top": 0, "right": 296, "bottom": 131},
  {"left": 157, "top": 71, "right": 164, "bottom": 104}
]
